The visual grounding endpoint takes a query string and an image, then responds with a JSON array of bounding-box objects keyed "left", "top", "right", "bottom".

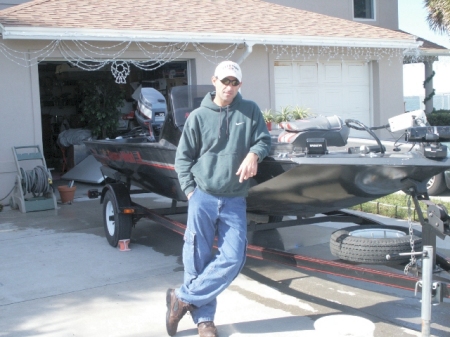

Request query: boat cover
[{"left": 278, "top": 115, "right": 350, "bottom": 147}]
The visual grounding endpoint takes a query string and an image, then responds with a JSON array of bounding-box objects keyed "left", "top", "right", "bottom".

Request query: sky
[{"left": 399, "top": 0, "right": 450, "bottom": 96}]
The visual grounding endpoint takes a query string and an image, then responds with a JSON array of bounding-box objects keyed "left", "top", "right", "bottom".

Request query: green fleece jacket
[{"left": 175, "top": 91, "right": 271, "bottom": 197}]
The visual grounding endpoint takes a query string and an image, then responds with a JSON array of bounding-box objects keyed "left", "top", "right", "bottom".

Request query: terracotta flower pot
[{"left": 57, "top": 185, "right": 77, "bottom": 204}]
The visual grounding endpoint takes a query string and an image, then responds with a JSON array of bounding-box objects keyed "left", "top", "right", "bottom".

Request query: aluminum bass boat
[{"left": 84, "top": 85, "right": 450, "bottom": 218}]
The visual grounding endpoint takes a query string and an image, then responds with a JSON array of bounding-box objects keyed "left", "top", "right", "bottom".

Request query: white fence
[{"left": 405, "top": 93, "right": 450, "bottom": 112}]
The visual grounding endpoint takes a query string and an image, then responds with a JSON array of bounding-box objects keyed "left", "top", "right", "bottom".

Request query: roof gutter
[
  {"left": 0, "top": 27, "right": 421, "bottom": 49},
  {"left": 417, "top": 49, "right": 450, "bottom": 57}
]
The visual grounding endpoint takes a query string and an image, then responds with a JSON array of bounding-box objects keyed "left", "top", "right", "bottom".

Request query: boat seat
[{"left": 277, "top": 115, "right": 349, "bottom": 148}]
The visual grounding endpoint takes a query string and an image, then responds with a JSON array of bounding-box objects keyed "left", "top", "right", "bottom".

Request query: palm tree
[{"left": 425, "top": 0, "right": 450, "bottom": 34}]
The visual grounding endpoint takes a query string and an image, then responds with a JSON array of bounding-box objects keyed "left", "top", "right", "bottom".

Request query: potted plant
[
  {"left": 79, "top": 78, "right": 125, "bottom": 139},
  {"left": 291, "top": 105, "right": 313, "bottom": 120},
  {"left": 261, "top": 109, "right": 275, "bottom": 131},
  {"left": 274, "top": 106, "right": 293, "bottom": 127}
]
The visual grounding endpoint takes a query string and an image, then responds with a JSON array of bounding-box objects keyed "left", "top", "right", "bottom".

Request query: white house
[{"left": 0, "top": 0, "right": 421, "bottom": 197}]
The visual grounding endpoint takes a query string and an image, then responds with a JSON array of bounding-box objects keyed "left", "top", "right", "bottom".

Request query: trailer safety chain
[{"left": 404, "top": 196, "right": 418, "bottom": 276}]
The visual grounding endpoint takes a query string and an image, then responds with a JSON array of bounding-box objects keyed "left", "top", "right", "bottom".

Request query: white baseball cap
[{"left": 214, "top": 61, "right": 242, "bottom": 82}]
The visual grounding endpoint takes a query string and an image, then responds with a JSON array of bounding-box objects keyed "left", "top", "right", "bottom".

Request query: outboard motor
[{"left": 132, "top": 85, "right": 168, "bottom": 137}]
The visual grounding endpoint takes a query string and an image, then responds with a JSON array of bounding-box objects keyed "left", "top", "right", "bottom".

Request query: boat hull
[
  {"left": 85, "top": 138, "right": 184, "bottom": 201},
  {"left": 248, "top": 154, "right": 449, "bottom": 215},
  {"left": 85, "top": 138, "right": 450, "bottom": 217}
]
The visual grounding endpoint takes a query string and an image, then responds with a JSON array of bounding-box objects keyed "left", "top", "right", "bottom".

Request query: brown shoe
[
  {"left": 198, "top": 321, "right": 218, "bottom": 337},
  {"left": 166, "top": 288, "right": 192, "bottom": 336}
]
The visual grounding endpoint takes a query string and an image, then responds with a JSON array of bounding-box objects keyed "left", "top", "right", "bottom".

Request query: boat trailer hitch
[
  {"left": 388, "top": 246, "right": 439, "bottom": 337},
  {"left": 403, "top": 182, "right": 450, "bottom": 271}
]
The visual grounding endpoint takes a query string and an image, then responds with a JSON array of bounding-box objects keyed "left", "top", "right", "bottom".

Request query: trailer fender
[{"left": 100, "top": 183, "right": 131, "bottom": 207}]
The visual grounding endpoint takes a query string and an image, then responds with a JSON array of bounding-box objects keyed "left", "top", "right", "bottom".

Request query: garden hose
[
  {"left": 0, "top": 185, "right": 15, "bottom": 202},
  {"left": 19, "top": 166, "right": 53, "bottom": 197}
]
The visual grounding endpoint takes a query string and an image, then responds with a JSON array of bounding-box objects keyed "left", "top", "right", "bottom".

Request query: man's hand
[
  {"left": 187, "top": 191, "right": 194, "bottom": 200},
  {"left": 236, "top": 152, "right": 259, "bottom": 183}
]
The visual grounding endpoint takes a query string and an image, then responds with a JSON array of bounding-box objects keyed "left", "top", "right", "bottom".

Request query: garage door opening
[{"left": 38, "top": 61, "right": 188, "bottom": 176}]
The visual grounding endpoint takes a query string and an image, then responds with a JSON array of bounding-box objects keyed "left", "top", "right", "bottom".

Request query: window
[{"left": 353, "top": 0, "right": 374, "bottom": 19}]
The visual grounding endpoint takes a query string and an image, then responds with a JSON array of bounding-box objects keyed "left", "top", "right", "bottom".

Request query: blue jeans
[{"left": 176, "top": 188, "right": 248, "bottom": 324}]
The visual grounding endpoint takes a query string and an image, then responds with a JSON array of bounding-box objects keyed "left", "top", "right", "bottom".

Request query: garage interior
[{"left": 38, "top": 60, "right": 188, "bottom": 175}]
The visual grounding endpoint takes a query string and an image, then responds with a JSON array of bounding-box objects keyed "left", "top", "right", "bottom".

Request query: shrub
[
  {"left": 79, "top": 79, "right": 125, "bottom": 138},
  {"left": 427, "top": 110, "right": 450, "bottom": 126}
]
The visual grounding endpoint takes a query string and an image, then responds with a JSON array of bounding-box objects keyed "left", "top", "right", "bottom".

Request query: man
[{"left": 166, "top": 60, "right": 271, "bottom": 337}]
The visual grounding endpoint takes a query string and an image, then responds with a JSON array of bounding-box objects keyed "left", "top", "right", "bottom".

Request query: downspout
[{"left": 236, "top": 42, "right": 254, "bottom": 64}]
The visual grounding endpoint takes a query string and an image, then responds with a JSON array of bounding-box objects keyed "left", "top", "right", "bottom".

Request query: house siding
[
  {"left": 267, "top": 0, "right": 399, "bottom": 30},
  {"left": 0, "top": 0, "right": 29, "bottom": 10},
  {"left": 0, "top": 41, "right": 42, "bottom": 195},
  {"left": 376, "top": 58, "right": 405, "bottom": 138}
]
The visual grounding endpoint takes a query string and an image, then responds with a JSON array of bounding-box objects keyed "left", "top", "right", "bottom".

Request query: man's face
[{"left": 212, "top": 76, "right": 242, "bottom": 107}]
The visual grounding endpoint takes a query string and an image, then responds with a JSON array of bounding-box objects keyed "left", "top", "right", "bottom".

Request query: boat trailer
[{"left": 91, "top": 181, "right": 450, "bottom": 303}]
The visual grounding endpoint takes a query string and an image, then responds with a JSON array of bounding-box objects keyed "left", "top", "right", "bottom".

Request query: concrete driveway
[{"left": 0, "top": 182, "right": 449, "bottom": 337}]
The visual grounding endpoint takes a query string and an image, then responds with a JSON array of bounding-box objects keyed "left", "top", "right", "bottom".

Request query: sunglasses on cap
[{"left": 218, "top": 77, "right": 240, "bottom": 86}]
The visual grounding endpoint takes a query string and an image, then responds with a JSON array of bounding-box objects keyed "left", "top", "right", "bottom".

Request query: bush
[
  {"left": 79, "top": 79, "right": 125, "bottom": 138},
  {"left": 427, "top": 110, "right": 450, "bottom": 126}
]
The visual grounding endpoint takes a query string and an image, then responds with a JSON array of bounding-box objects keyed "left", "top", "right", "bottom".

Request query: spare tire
[{"left": 330, "top": 225, "right": 422, "bottom": 264}]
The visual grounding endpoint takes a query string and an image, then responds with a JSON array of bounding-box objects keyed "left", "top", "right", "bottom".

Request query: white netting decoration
[
  {"left": 192, "top": 43, "right": 239, "bottom": 64},
  {"left": 265, "top": 44, "right": 418, "bottom": 66},
  {"left": 0, "top": 39, "right": 424, "bottom": 83},
  {"left": 111, "top": 61, "right": 130, "bottom": 84}
]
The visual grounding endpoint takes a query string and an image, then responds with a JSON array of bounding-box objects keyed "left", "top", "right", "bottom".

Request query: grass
[{"left": 349, "top": 193, "right": 450, "bottom": 221}]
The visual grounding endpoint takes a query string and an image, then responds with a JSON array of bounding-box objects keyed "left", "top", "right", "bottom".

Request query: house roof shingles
[{"left": 0, "top": 0, "right": 415, "bottom": 43}]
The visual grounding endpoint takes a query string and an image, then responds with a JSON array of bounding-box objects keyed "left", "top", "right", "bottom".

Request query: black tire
[
  {"left": 426, "top": 172, "right": 448, "bottom": 196},
  {"left": 330, "top": 225, "right": 422, "bottom": 264},
  {"left": 103, "top": 189, "right": 132, "bottom": 247}
]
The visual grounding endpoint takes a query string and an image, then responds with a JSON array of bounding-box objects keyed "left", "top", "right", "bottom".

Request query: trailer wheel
[
  {"left": 330, "top": 225, "right": 422, "bottom": 264},
  {"left": 103, "top": 189, "right": 132, "bottom": 247},
  {"left": 426, "top": 172, "right": 447, "bottom": 196}
]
